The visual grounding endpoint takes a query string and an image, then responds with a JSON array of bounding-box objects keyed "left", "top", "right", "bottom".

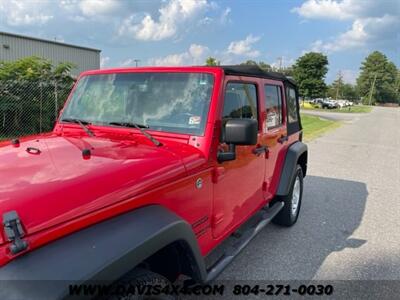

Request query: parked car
[
  {"left": 0, "top": 66, "right": 307, "bottom": 299},
  {"left": 322, "top": 99, "right": 338, "bottom": 109},
  {"left": 336, "top": 100, "right": 346, "bottom": 109},
  {"left": 310, "top": 98, "right": 324, "bottom": 108}
]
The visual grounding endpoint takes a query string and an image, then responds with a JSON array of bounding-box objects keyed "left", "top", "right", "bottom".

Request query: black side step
[{"left": 206, "top": 202, "right": 284, "bottom": 282}]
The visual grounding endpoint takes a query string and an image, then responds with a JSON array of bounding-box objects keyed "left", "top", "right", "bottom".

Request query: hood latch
[{"left": 2, "top": 211, "right": 28, "bottom": 254}]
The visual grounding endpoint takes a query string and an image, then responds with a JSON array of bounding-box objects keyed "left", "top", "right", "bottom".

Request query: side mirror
[
  {"left": 224, "top": 119, "right": 258, "bottom": 145},
  {"left": 218, "top": 119, "right": 258, "bottom": 163}
]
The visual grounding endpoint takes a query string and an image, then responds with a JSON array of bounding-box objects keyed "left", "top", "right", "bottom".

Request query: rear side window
[
  {"left": 223, "top": 83, "right": 258, "bottom": 120},
  {"left": 287, "top": 87, "right": 298, "bottom": 123},
  {"left": 265, "top": 85, "right": 283, "bottom": 129}
]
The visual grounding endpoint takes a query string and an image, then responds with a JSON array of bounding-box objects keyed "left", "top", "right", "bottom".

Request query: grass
[
  {"left": 301, "top": 102, "right": 372, "bottom": 113},
  {"left": 301, "top": 114, "right": 341, "bottom": 141}
]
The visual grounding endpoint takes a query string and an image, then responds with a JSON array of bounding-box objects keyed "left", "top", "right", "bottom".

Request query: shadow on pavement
[{"left": 219, "top": 175, "right": 368, "bottom": 280}]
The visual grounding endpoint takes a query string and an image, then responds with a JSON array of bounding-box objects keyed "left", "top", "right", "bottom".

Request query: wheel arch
[
  {"left": 0, "top": 205, "right": 207, "bottom": 300},
  {"left": 140, "top": 238, "right": 205, "bottom": 282},
  {"left": 276, "top": 141, "right": 308, "bottom": 196},
  {"left": 298, "top": 150, "right": 308, "bottom": 177}
]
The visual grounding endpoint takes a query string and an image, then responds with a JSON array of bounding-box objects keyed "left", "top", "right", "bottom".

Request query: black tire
[
  {"left": 273, "top": 165, "right": 303, "bottom": 226},
  {"left": 107, "top": 268, "right": 176, "bottom": 300}
]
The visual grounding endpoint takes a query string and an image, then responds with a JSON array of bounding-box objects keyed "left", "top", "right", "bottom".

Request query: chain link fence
[{"left": 0, "top": 80, "right": 74, "bottom": 140}]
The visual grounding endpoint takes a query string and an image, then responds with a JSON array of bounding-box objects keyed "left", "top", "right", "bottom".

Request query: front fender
[{"left": 0, "top": 205, "right": 206, "bottom": 300}]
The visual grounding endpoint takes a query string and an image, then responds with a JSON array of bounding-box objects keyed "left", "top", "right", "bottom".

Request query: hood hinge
[{"left": 2, "top": 211, "right": 28, "bottom": 255}]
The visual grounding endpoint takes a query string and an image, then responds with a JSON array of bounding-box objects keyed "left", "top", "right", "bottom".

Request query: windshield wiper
[
  {"left": 108, "top": 122, "right": 162, "bottom": 147},
  {"left": 61, "top": 118, "right": 95, "bottom": 137}
]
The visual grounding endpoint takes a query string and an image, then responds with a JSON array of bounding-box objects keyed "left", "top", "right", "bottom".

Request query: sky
[{"left": 0, "top": 0, "right": 399, "bottom": 84}]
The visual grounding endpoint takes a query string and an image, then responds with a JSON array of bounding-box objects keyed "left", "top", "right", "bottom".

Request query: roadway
[{"left": 214, "top": 107, "right": 400, "bottom": 298}]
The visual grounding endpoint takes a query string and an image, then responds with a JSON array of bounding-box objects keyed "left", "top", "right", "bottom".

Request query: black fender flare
[
  {"left": 0, "top": 205, "right": 207, "bottom": 300},
  {"left": 276, "top": 141, "right": 308, "bottom": 196}
]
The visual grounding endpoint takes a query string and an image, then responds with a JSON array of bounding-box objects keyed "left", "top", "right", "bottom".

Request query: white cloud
[
  {"left": 270, "top": 56, "right": 295, "bottom": 70},
  {"left": 294, "top": 0, "right": 400, "bottom": 53},
  {"left": 310, "top": 19, "right": 367, "bottom": 52},
  {"left": 59, "top": 0, "right": 122, "bottom": 20},
  {"left": 150, "top": 54, "right": 188, "bottom": 66},
  {"left": 291, "top": 0, "right": 354, "bottom": 20},
  {"left": 0, "top": 0, "right": 53, "bottom": 26},
  {"left": 341, "top": 69, "right": 358, "bottom": 84},
  {"left": 100, "top": 56, "right": 110, "bottom": 68},
  {"left": 227, "top": 35, "right": 261, "bottom": 58},
  {"left": 59, "top": 0, "right": 79, "bottom": 12},
  {"left": 118, "top": 0, "right": 209, "bottom": 41},
  {"left": 220, "top": 7, "right": 231, "bottom": 24},
  {"left": 148, "top": 44, "right": 209, "bottom": 66},
  {"left": 79, "top": 0, "right": 122, "bottom": 17},
  {"left": 119, "top": 58, "right": 139, "bottom": 67},
  {"left": 293, "top": 0, "right": 399, "bottom": 20},
  {"left": 188, "top": 44, "right": 209, "bottom": 60},
  {"left": 197, "top": 5, "right": 231, "bottom": 27},
  {"left": 310, "top": 14, "right": 399, "bottom": 53}
]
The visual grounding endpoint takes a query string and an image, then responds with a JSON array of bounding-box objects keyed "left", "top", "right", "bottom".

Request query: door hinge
[{"left": 2, "top": 211, "right": 28, "bottom": 255}]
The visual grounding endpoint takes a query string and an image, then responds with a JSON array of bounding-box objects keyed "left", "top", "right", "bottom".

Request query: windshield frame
[{"left": 59, "top": 70, "right": 217, "bottom": 137}]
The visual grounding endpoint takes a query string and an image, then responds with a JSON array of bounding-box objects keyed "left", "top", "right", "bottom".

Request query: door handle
[
  {"left": 277, "top": 135, "right": 288, "bottom": 144},
  {"left": 252, "top": 145, "right": 268, "bottom": 155}
]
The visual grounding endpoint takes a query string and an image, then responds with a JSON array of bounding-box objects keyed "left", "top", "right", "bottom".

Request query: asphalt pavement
[{"left": 216, "top": 106, "right": 400, "bottom": 282}]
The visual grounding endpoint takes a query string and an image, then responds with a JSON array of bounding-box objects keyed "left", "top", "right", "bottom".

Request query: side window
[
  {"left": 265, "top": 85, "right": 282, "bottom": 129},
  {"left": 287, "top": 87, "right": 298, "bottom": 123},
  {"left": 223, "top": 83, "right": 258, "bottom": 120}
]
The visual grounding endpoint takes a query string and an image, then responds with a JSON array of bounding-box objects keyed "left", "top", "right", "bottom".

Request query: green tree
[
  {"left": 280, "top": 66, "right": 294, "bottom": 77},
  {"left": 0, "top": 56, "right": 75, "bottom": 83},
  {"left": 395, "top": 69, "right": 400, "bottom": 100},
  {"left": 205, "top": 57, "right": 220, "bottom": 66},
  {"left": 328, "top": 72, "right": 344, "bottom": 99},
  {"left": 240, "top": 60, "right": 258, "bottom": 66},
  {"left": 292, "top": 52, "right": 328, "bottom": 99},
  {"left": 341, "top": 84, "right": 359, "bottom": 102},
  {"left": 240, "top": 60, "right": 273, "bottom": 72},
  {"left": 258, "top": 61, "right": 272, "bottom": 71},
  {"left": 0, "top": 57, "right": 75, "bottom": 138},
  {"left": 356, "top": 51, "right": 398, "bottom": 104}
]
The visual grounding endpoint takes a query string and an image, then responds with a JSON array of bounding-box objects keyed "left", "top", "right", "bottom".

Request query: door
[
  {"left": 212, "top": 81, "right": 266, "bottom": 238},
  {"left": 262, "top": 83, "right": 288, "bottom": 198}
]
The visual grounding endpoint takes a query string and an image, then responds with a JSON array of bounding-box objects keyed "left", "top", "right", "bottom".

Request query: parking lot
[{"left": 218, "top": 106, "right": 400, "bottom": 282}]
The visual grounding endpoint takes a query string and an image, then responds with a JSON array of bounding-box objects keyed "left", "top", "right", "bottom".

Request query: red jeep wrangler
[{"left": 0, "top": 65, "right": 307, "bottom": 298}]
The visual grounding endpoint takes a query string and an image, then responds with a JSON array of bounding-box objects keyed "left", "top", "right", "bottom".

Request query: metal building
[{"left": 0, "top": 31, "right": 101, "bottom": 76}]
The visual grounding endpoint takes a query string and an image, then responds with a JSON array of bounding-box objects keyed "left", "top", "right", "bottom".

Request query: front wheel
[{"left": 273, "top": 165, "right": 303, "bottom": 226}]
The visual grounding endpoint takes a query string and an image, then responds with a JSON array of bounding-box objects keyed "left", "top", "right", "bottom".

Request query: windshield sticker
[{"left": 189, "top": 116, "right": 201, "bottom": 125}]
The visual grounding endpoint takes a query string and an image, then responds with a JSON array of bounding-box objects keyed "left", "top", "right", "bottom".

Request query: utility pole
[
  {"left": 134, "top": 59, "right": 140, "bottom": 67},
  {"left": 277, "top": 56, "right": 283, "bottom": 72},
  {"left": 335, "top": 70, "right": 342, "bottom": 100},
  {"left": 395, "top": 70, "right": 400, "bottom": 95},
  {"left": 368, "top": 73, "right": 377, "bottom": 106}
]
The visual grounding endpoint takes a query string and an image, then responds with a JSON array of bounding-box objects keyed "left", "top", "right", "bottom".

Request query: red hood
[{"left": 0, "top": 133, "right": 203, "bottom": 244}]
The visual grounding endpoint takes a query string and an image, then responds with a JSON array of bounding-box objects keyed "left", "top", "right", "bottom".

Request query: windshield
[{"left": 61, "top": 72, "right": 214, "bottom": 135}]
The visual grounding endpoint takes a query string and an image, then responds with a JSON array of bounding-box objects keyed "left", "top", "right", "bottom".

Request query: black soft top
[{"left": 220, "top": 65, "right": 296, "bottom": 86}]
